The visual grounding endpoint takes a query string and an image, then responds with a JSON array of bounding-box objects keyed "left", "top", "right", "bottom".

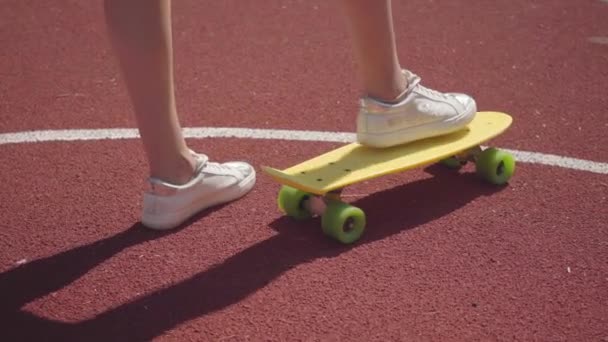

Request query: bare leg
[
  {"left": 104, "top": 0, "right": 195, "bottom": 185},
  {"left": 338, "top": 0, "right": 477, "bottom": 148},
  {"left": 338, "top": 0, "right": 407, "bottom": 102}
]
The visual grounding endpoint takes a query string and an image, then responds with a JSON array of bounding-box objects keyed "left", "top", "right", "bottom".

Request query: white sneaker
[
  {"left": 356, "top": 69, "right": 477, "bottom": 148},
  {"left": 141, "top": 151, "right": 256, "bottom": 230}
]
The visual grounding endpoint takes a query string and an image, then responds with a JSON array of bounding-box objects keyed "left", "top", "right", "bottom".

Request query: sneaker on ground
[
  {"left": 356, "top": 69, "right": 477, "bottom": 148},
  {"left": 141, "top": 151, "right": 256, "bottom": 230}
]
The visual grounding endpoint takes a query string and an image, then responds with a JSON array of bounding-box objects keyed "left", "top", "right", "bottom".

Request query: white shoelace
[
  {"left": 201, "top": 161, "right": 241, "bottom": 178},
  {"left": 416, "top": 84, "right": 451, "bottom": 100},
  {"left": 404, "top": 71, "right": 451, "bottom": 101}
]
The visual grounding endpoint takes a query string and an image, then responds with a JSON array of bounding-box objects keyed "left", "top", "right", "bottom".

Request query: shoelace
[
  {"left": 415, "top": 83, "right": 451, "bottom": 100},
  {"left": 404, "top": 71, "right": 451, "bottom": 101},
  {"left": 201, "top": 161, "right": 240, "bottom": 177}
]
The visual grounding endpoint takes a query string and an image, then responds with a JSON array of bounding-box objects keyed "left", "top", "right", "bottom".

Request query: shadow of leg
[{"left": 2, "top": 172, "right": 505, "bottom": 341}]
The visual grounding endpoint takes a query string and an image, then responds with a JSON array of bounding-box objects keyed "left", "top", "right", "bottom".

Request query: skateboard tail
[{"left": 262, "top": 166, "right": 329, "bottom": 195}]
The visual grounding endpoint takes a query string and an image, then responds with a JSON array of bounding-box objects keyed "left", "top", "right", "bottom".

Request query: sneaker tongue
[
  {"left": 191, "top": 152, "right": 209, "bottom": 172},
  {"left": 402, "top": 70, "right": 421, "bottom": 92}
]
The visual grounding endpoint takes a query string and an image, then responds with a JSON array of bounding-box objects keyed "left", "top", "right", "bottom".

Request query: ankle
[
  {"left": 149, "top": 150, "right": 197, "bottom": 185},
  {"left": 364, "top": 71, "right": 408, "bottom": 103}
]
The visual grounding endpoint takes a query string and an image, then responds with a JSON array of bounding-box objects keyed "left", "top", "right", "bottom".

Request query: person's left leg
[
  {"left": 337, "top": 0, "right": 477, "bottom": 148},
  {"left": 104, "top": 0, "right": 256, "bottom": 230}
]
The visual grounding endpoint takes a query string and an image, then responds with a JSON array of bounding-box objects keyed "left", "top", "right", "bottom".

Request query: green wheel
[
  {"left": 440, "top": 156, "right": 466, "bottom": 169},
  {"left": 475, "top": 148, "right": 516, "bottom": 185},
  {"left": 277, "top": 186, "right": 312, "bottom": 220},
  {"left": 321, "top": 201, "right": 366, "bottom": 244}
]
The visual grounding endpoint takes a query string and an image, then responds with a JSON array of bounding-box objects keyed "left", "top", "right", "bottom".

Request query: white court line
[
  {"left": 588, "top": 36, "right": 608, "bottom": 45},
  {"left": 0, "top": 127, "right": 607, "bottom": 175}
]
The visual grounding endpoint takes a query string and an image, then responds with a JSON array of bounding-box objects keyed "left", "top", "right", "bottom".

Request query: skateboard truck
[
  {"left": 302, "top": 190, "right": 342, "bottom": 217},
  {"left": 277, "top": 186, "right": 366, "bottom": 244},
  {"left": 441, "top": 146, "right": 483, "bottom": 169}
]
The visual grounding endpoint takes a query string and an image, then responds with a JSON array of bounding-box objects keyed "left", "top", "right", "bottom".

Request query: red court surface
[{"left": 1, "top": 1, "right": 607, "bottom": 341}]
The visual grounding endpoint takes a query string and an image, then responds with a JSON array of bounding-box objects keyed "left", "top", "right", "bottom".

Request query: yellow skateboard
[{"left": 262, "top": 111, "right": 515, "bottom": 244}]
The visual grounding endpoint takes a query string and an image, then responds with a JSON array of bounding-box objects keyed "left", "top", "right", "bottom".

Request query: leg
[
  {"left": 337, "top": 0, "right": 406, "bottom": 102},
  {"left": 104, "top": 0, "right": 194, "bottom": 185},
  {"left": 103, "top": 0, "right": 256, "bottom": 230},
  {"left": 337, "top": 0, "right": 478, "bottom": 148}
]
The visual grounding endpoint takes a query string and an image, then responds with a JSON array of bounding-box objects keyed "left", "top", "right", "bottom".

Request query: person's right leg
[{"left": 338, "top": 0, "right": 478, "bottom": 148}]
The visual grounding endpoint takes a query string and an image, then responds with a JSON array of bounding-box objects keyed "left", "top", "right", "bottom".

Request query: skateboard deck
[
  {"left": 263, "top": 111, "right": 513, "bottom": 195},
  {"left": 262, "top": 111, "right": 515, "bottom": 245}
]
